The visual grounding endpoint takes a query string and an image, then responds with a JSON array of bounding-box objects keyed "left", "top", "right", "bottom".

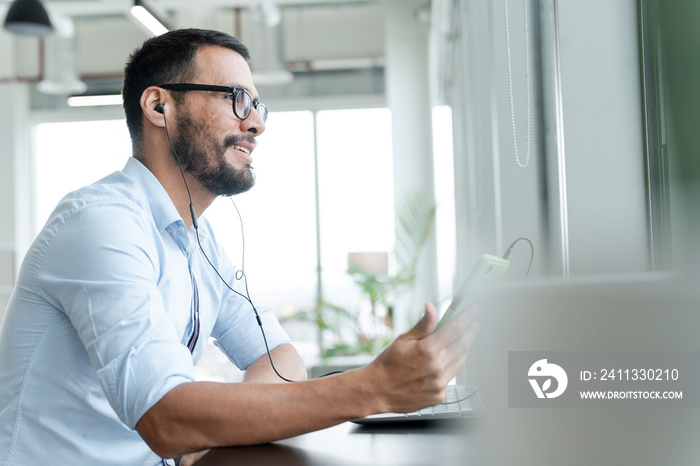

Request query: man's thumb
[{"left": 406, "top": 303, "right": 438, "bottom": 339}]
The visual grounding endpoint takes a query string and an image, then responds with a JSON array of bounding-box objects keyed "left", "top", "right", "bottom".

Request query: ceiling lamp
[
  {"left": 129, "top": 0, "right": 169, "bottom": 37},
  {"left": 3, "top": 0, "right": 53, "bottom": 36},
  {"left": 38, "top": 15, "right": 87, "bottom": 96}
]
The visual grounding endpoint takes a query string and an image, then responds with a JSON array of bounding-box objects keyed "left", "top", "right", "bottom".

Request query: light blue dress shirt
[{"left": 0, "top": 158, "right": 290, "bottom": 465}]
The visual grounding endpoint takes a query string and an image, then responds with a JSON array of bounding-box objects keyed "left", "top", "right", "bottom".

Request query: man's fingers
[
  {"left": 444, "top": 352, "right": 469, "bottom": 383},
  {"left": 404, "top": 302, "right": 439, "bottom": 340}
]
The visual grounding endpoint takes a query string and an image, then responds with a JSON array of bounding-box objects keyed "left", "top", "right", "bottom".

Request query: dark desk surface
[{"left": 194, "top": 418, "right": 483, "bottom": 466}]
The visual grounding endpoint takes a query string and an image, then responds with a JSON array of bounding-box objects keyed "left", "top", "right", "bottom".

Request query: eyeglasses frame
[{"left": 158, "top": 83, "right": 268, "bottom": 122}]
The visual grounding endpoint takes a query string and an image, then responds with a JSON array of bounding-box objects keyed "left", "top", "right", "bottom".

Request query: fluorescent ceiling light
[
  {"left": 129, "top": 1, "right": 168, "bottom": 37},
  {"left": 67, "top": 94, "right": 122, "bottom": 107}
]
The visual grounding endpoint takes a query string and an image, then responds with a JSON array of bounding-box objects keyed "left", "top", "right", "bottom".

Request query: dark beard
[{"left": 172, "top": 110, "right": 256, "bottom": 197}]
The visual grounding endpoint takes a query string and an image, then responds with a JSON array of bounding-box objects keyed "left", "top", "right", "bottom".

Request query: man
[{"left": 0, "top": 29, "right": 476, "bottom": 465}]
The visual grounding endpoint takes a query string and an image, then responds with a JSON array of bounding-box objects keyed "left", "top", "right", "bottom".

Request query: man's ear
[{"left": 141, "top": 86, "right": 168, "bottom": 128}]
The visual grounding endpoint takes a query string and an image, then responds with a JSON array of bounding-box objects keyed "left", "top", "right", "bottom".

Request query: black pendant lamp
[{"left": 3, "top": 0, "right": 54, "bottom": 36}]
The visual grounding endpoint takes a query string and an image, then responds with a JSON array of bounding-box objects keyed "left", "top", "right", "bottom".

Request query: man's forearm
[{"left": 136, "top": 366, "right": 377, "bottom": 459}]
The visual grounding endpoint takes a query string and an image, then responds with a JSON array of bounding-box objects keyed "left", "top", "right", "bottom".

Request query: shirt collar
[{"left": 122, "top": 157, "right": 184, "bottom": 233}]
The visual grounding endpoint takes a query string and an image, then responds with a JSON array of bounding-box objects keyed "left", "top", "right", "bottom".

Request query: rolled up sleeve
[{"left": 213, "top": 303, "right": 291, "bottom": 370}]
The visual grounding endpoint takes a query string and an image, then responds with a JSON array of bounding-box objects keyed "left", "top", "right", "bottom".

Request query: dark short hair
[{"left": 122, "top": 28, "right": 250, "bottom": 150}]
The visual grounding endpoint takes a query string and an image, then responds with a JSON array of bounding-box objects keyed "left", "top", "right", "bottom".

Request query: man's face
[{"left": 171, "top": 46, "right": 266, "bottom": 197}]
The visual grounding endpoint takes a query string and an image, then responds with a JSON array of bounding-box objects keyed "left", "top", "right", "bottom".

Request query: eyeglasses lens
[
  {"left": 234, "top": 90, "right": 251, "bottom": 120},
  {"left": 256, "top": 104, "right": 268, "bottom": 123}
]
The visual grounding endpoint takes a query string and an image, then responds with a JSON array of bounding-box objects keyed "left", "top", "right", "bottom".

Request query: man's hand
[{"left": 362, "top": 302, "right": 478, "bottom": 414}]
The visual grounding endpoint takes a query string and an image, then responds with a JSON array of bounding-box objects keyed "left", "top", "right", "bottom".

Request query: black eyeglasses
[{"left": 159, "top": 83, "right": 268, "bottom": 123}]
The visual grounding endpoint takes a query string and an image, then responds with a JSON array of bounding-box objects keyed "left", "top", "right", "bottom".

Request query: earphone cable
[
  {"left": 502, "top": 236, "right": 534, "bottom": 278},
  {"left": 163, "top": 109, "right": 295, "bottom": 383},
  {"left": 229, "top": 197, "right": 247, "bottom": 283}
]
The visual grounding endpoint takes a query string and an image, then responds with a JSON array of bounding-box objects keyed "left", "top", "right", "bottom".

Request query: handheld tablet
[{"left": 433, "top": 254, "right": 510, "bottom": 332}]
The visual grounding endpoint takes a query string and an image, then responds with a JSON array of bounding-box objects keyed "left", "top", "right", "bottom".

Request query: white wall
[
  {"left": 556, "top": 0, "right": 649, "bottom": 275},
  {"left": 449, "top": 0, "right": 650, "bottom": 282}
]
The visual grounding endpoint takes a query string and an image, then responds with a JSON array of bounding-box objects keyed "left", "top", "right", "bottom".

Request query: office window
[
  {"left": 34, "top": 120, "right": 131, "bottom": 233},
  {"left": 316, "top": 108, "right": 395, "bottom": 311}
]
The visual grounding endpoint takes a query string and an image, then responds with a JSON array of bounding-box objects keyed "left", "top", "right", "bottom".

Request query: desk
[{"left": 193, "top": 418, "right": 483, "bottom": 466}]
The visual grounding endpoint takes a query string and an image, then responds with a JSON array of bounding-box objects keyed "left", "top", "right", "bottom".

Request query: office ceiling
[
  {"left": 1, "top": 0, "right": 380, "bottom": 18},
  {"left": 0, "top": 0, "right": 399, "bottom": 107}
]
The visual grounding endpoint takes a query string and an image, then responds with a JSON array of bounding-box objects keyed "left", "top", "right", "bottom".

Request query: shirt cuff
[{"left": 97, "top": 339, "right": 195, "bottom": 430}]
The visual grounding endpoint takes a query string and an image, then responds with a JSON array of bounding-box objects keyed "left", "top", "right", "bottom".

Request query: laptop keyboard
[{"left": 353, "top": 385, "right": 484, "bottom": 424}]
